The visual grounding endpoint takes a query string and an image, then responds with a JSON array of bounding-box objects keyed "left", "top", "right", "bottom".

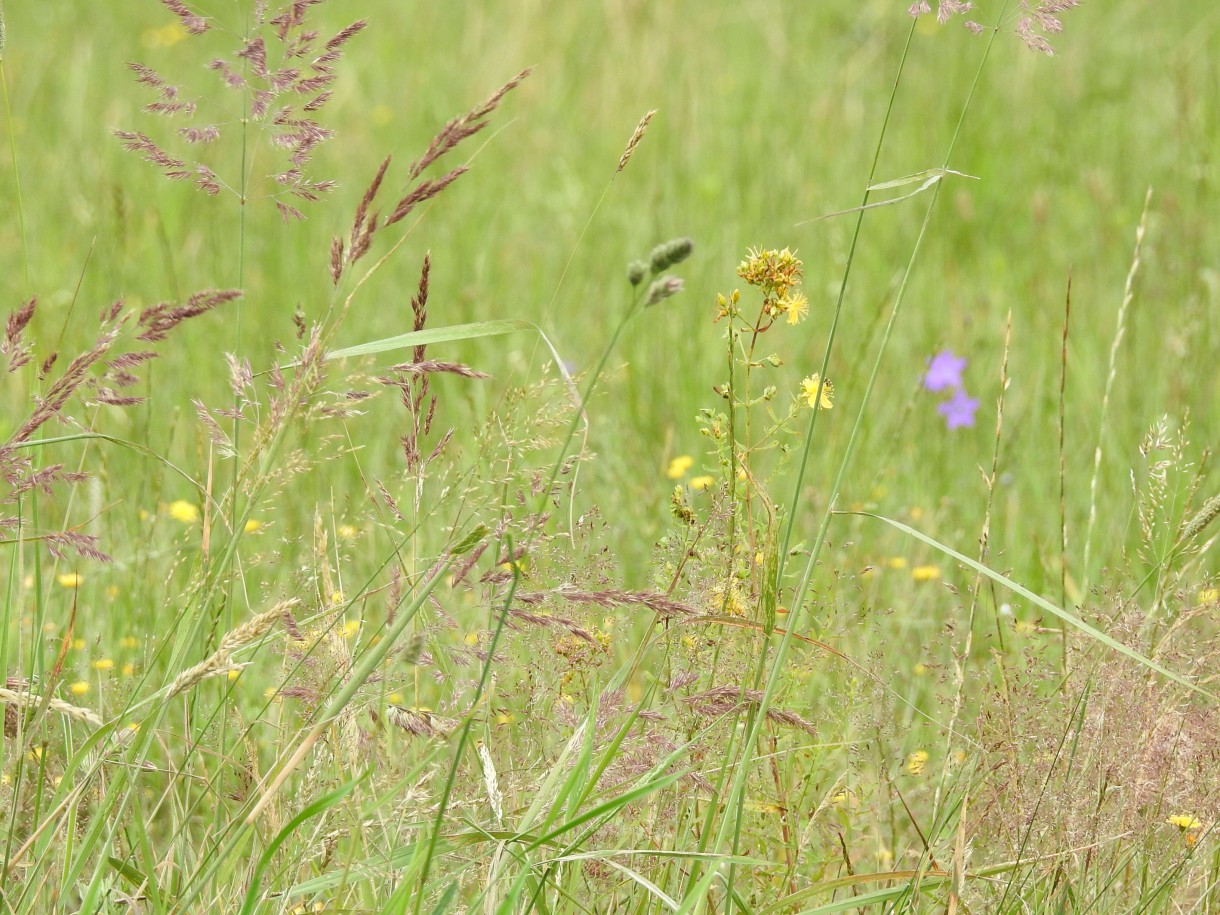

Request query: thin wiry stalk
[
  {"left": 1058, "top": 277, "right": 1072, "bottom": 676},
  {"left": 1082, "top": 188, "right": 1152, "bottom": 593},
  {"left": 714, "top": 6, "right": 1009, "bottom": 904},
  {"left": 933, "top": 311, "right": 1011, "bottom": 829},
  {"left": 412, "top": 547, "right": 520, "bottom": 915}
]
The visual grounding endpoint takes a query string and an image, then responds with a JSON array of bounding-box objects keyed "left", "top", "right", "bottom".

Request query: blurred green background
[{"left": 2, "top": 0, "right": 1217, "bottom": 595}]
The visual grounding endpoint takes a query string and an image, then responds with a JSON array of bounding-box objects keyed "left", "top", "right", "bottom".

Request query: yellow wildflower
[
  {"left": 92, "top": 659, "right": 115, "bottom": 671},
  {"left": 689, "top": 475, "right": 714, "bottom": 490},
  {"left": 781, "top": 290, "right": 809, "bottom": 325},
  {"left": 912, "top": 565, "right": 941, "bottom": 582},
  {"left": 1168, "top": 815, "right": 1202, "bottom": 830},
  {"left": 337, "top": 524, "right": 359, "bottom": 540},
  {"left": 70, "top": 681, "right": 90, "bottom": 696},
  {"left": 906, "top": 749, "right": 929, "bottom": 775},
  {"left": 142, "top": 22, "right": 186, "bottom": 49},
  {"left": 120, "top": 636, "right": 140, "bottom": 649},
  {"left": 666, "top": 455, "right": 694, "bottom": 479},
  {"left": 1198, "top": 588, "right": 1219, "bottom": 604},
  {"left": 244, "top": 519, "right": 263, "bottom": 533},
  {"left": 886, "top": 557, "right": 908, "bottom": 570},
  {"left": 168, "top": 500, "right": 199, "bottom": 523},
  {"left": 57, "top": 573, "right": 84, "bottom": 589},
  {"left": 737, "top": 247, "right": 803, "bottom": 298},
  {"left": 341, "top": 618, "right": 360, "bottom": 638},
  {"left": 801, "top": 374, "right": 834, "bottom": 410},
  {"left": 122, "top": 663, "right": 135, "bottom": 677}
]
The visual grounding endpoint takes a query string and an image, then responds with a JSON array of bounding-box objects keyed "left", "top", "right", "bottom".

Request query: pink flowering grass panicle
[
  {"left": 1, "top": 291, "right": 239, "bottom": 559},
  {"left": 329, "top": 70, "right": 531, "bottom": 285},
  {"left": 909, "top": 0, "right": 1081, "bottom": 54},
  {"left": 119, "top": 1, "right": 368, "bottom": 217}
]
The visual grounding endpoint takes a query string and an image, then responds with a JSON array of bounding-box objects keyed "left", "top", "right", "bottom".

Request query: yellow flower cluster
[{"left": 736, "top": 248, "right": 810, "bottom": 326}]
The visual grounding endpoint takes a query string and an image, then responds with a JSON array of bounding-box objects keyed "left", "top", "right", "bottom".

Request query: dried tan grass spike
[{"left": 617, "top": 109, "right": 657, "bottom": 174}]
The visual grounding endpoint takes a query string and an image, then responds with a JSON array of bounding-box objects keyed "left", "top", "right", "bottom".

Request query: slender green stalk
[{"left": 715, "top": 9, "right": 1006, "bottom": 905}]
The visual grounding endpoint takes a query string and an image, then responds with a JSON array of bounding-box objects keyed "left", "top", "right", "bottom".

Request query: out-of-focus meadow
[{"left": 2, "top": 1, "right": 1218, "bottom": 911}]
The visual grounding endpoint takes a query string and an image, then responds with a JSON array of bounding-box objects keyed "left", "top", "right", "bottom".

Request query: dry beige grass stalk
[
  {"left": 0, "top": 688, "right": 102, "bottom": 728},
  {"left": 166, "top": 599, "right": 297, "bottom": 698},
  {"left": 617, "top": 109, "right": 657, "bottom": 174}
]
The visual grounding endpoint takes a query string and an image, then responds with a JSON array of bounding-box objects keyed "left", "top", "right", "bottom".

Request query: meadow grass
[{"left": 2, "top": 1, "right": 1219, "bottom": 912}]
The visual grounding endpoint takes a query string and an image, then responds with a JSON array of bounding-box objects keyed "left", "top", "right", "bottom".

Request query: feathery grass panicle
[
  {"left": 167, "top": 600, "right": 295, "bottom": 698},
  {"left": 386, "top": 705, "right": 457, "bottom": 738},
  {"left": 159, "top": 0, "right": 209, "bottom": 34},
  {"left": 617, "top": 108, "right": 657, "bottom": 174},
  {"left": 1177, "top": 494, "right": 1220, "bottom": 547},
  {"left": 0, "top": 687, "right": 103, "bottom": 728}
]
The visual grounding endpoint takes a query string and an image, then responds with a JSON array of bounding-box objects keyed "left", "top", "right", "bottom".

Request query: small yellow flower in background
[
  {"left": 92, "top": 659, "right": 114, "bottom": 671},
  {"left": 126, "top": 722, "right": 140, "bottom": 732},
  {"left": 264, "top": 687, "right": 278, "bottom": 699},
  {"left": 244, "top": 519, "right": 263, "bottom": 533},
  {"left": 120, "top": 636, "right": 139, "bottom": 649},
  {"left": 495, "top": 712, "right": 516, "bottom": 726},
  {"left": 1168, "top": 815, "right": 1202, "bottom": 830},
  {"left": 666, "top": 455, "right": 694, "bottom": 479},
  {"left": 72, "top": 638, "right": 86, "bottom": 651},
  {"left": 780, "top": 290, "right": 809, "bottom": 325},
  {"left": 341, "top": 619, "right": 360, "bottom": 638},
  {"left": 690, "top": 475, "right": 714, "bottom": 490},
  {"left": 105, "top": 585, "right": 119, "bottom": 599},
  {"left": 227, "top": 669, "right": 241, "bottom": 682},
  {"left": 912, "top": 565, "right": 941, "bottom": 582},
  {"left": 1198, "top": 588, "right": 1219, "bottom": 604},
  {"left": 906, "top": 749, "right": 929, "bottom": 775},
  {"left": 886, "top": 557, "right": 908, "bottom": 570},
  {"left": 169, "top": 500, "right": 199, "bottom": 523},
  {"left": 142, "top": 22, "right": 186, "bottom": 48},
  {"left": 337, "top": 524, "right": 358, "bottom": 540},
  {"left": 138, "top": 509, "right": 151, "bottom": 521},
  {"left": 1014, "top": 619, "right": 1037, "bottom": 634},
  {"left": 331, "top": 591, "right": 346, "bottom": 606},
  {"left": 801, "top": 374, "right": 834, "bottom": 410},
  {"left": 70, "top": 681, "right": 90, "bottom": 696},
  {"left": 831, "top": 789, "right": 856, "bottom": 808},
  {"left": 122, "top": 663, "right": 136, "bottom": 677},
  {"left": 464, "top": 632, "right": 481, "bottom": 647},
  {"left": 57, "top": 573, "right": 84, "bottom": 589},
  {"left": 909, "top": 506, "right": 925, "bottom": 521},
  {"left": 913, "top": 662, "right": 928, "bottom": 676},
  {"left": 877, "top": 847, "right": 894, "bottom": 867}
]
